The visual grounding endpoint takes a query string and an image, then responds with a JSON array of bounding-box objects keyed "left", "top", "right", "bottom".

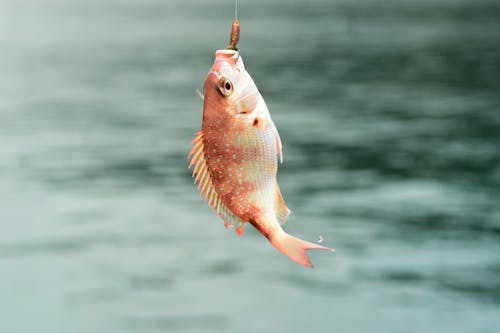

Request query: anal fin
[{"left": 275, "top": 183, "right": 291, "bottom": 225}]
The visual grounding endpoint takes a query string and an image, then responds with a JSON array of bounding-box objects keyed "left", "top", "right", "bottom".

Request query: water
[{"left": 1, "top": 0, "right": 500, "bottom": 332}]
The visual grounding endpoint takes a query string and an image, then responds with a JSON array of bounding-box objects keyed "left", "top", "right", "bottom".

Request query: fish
[{"left": 188, "top": 19, "right": 333, "bottom": 267}]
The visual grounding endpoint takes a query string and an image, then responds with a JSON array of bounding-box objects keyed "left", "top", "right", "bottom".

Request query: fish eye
[{"left": 218, "top": 77, "right": 233, "bottom": 96}]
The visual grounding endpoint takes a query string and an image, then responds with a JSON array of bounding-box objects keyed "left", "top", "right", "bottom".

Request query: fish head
[{"left": 203, "top": 50, "right": 259, "bottom": 122}]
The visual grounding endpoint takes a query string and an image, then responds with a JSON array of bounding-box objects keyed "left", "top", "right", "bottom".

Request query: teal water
[{"left": 1, "top": 0, "right": 500, "bottom": 332}]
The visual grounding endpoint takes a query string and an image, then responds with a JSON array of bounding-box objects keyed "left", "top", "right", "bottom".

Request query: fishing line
[{"left": 226, "top": 0, "right": 240, "bottom": 50}]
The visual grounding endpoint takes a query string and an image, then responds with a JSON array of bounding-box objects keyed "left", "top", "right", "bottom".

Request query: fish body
[{"left": 189, "top": 49, "right": 332, "bottom": 267}]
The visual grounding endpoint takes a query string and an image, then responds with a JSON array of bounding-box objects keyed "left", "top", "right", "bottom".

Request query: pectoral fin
[{"left": 274, "top": 126, "right": 283, "bottom": 163}]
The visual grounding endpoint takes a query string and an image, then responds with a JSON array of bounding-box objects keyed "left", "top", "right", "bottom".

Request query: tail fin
[{"left": 270, "top": 231, "right": 334, "bottom": 268}]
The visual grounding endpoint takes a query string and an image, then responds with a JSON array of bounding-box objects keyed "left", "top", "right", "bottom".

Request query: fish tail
[{"left": 270, "top": 229, "right": 334, "bottom": 268}]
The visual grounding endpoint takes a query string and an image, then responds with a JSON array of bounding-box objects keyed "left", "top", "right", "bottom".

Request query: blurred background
[{"left": 1, "top": 0, "right": 499, "bottom": 332}]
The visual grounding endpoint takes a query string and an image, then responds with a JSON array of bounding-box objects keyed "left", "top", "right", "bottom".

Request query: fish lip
[
  {"left": 215, "top": 49, "right": 239, "bottom": 56},
  {"left": 215, "top": 50, "right": 239, "bottom": 63}
]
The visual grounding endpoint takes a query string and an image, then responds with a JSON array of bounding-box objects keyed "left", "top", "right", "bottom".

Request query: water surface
[{"left": 1, "top": 0, "right": 499, "bottom": 332}]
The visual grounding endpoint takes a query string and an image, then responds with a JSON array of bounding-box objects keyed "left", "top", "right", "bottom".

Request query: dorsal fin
[{"left": 189, "top": 131, "right": 247, "bottom": 234}]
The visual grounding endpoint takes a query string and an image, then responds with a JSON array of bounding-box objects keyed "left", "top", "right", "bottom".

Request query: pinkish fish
[{"left": 189, "top": 19, "right": 333, "bottom": 267}]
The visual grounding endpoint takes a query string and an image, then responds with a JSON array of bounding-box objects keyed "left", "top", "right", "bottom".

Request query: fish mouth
[
  {"left": 208, "top": 49, "right": 246, "bottom": 89},
  {"left": 215, "top": 49, "right": 244, "bottom": 70},
  {"left": 208, "top": 49, "right": 252, "bottom": 103}
]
